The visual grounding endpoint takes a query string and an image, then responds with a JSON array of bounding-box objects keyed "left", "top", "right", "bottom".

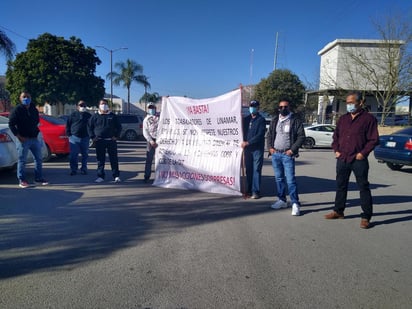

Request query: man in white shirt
[{"left": 143, "top": 102, "right": 159, "bottom": 183}]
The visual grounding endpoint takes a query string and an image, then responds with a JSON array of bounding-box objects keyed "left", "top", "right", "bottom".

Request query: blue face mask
[
  {"left": 249, "top": 107, "right": 258, "bottom": 115},
  {"left": 149, "top": 109, "right": 156, "bottom": 116},
  {"left": 22, "top": 98, "right": 31, "bottom": 105},
  {"left": 346, "top": 104, "right": 356, "bottom": 113}
]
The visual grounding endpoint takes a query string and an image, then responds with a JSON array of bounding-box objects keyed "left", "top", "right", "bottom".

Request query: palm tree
[
  {"left": 140, "top": 92, "right": 160, "bottom": 104},
  {"left": 107, "top": 59, "right": 150, "bottom": 113},
  {"left": 0, "top": 30, "right": 16, "bottom": 60}
]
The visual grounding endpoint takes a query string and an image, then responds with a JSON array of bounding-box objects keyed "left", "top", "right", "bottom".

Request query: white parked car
[
  {"left": 302, "top": 124, "right": 336, "bottom": 149},
  {"left": 0, "top": 115, "right": 48, "bottom": 171}
]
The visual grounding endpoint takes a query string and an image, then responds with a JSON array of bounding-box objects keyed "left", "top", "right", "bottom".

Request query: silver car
[
  {"left": 0, "top": 115, "right": 48, "bottom": 170},
  {"left": 117, "top": 114, "right": 144, "bottom": 141}
]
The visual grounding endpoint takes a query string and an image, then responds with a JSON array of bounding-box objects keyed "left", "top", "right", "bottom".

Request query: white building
[{"left": 315, "top": 39, "right": 406, "bottom": 123}]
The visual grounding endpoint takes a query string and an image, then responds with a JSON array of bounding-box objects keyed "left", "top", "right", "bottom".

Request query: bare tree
[{"left": 339, "top": 15, "right": 411, "bottom": 125}]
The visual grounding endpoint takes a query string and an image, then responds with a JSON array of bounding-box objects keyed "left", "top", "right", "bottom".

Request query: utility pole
[
  {"left": 96, "top": 46, "right": 128, "bottom": 110},
  {"left": 273, "top": 32, "right": 279, "bottom": 71},
  {"left": 249, "top": 48, "right": 254, "bottom": 102}
]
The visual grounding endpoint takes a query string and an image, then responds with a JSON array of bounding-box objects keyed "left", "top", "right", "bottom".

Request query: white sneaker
[
  {"left": 95, "top": 177, "right": 104, "bottom": 183},
  {"left": 114, "top": 177, "right": 121, "bottom": 183},
  {"left": 271, "top": 199, "right": 288, "bottom": 209},
  {"left": 291, "top": 203, "right": 300, "bottom": 216}
]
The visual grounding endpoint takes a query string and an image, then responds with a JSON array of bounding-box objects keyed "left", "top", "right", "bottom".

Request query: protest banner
[{"left": 153, "top": 89, "right": 243, "bottom": 196}]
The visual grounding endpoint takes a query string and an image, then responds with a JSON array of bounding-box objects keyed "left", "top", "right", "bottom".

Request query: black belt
[{"left": 274, "top": 149, "right": 288, "bottom": 153}]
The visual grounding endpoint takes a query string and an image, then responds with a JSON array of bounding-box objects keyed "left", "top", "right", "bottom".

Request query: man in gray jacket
[{"left": 266, "top": 99, "right": 305, "bottom": 216}]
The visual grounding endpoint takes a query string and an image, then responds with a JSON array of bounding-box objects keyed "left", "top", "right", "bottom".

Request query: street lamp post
[{"left": 96, "top": 45, "right": 128, "bottom": 109}]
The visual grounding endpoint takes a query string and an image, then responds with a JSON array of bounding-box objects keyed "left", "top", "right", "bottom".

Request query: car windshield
[{"left": 41, "top": 114, "right": 66, "bottom": 125}]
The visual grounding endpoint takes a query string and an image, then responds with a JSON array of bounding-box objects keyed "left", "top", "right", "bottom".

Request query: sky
[{"left": 1, "top": 0, "right": 411, "bottom": 103}]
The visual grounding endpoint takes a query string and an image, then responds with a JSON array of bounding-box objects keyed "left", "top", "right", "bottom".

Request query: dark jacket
[
  {"left": 66, "top": 110, "right": 92, "bottom": 138},
  {"left": 8, "top": 103, "right": 40, "bottom": 138},
  {"left": 266, "top": 113, "right": 305, "bottom": 155},
  {"left": 332, "top": 109, "right": 379, "bottom": 163},
  {"left": 243, "top": 113, "right": 266, "bottom": 151},
  {"left": 88, "top": 112, "right": 122, "bottom": 139}
]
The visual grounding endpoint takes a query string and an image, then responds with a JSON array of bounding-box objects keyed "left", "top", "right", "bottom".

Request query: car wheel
[
  {"left": 124, "top": 129, "right": 138, "bottom": 141},
  {"left": 303, "top": 137, "right": 315, "bottom": 149},
  {"left": 386, "top": 162, "right": 403, "bottom": 170},
  {"left": 44, "top": 145, "right": 52, "bottom": 162}
]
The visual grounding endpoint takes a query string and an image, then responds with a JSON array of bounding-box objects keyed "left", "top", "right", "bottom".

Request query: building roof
[{"left": 318, "top": 39, "right": 405, "bottom": 56}]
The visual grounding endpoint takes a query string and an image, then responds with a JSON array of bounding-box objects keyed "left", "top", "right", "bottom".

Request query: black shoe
[
  {"left": 80, "top": 170, "right": 87, "bottom": 175},
  {"left": 70, "top": 171, "right": 77, "bottom": 176},
  {"left": 35, "top": 178, "right": 49, "bottom": 186},
  {"left": 251, "top": 193, "right": 260, "bottom": 199}
]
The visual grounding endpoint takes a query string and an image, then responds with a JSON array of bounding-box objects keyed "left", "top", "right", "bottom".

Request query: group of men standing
[
  {"left": 241, "top": 92, "right": 379, "bottom": 229},
  {"left": 9, "top": 90, "right": 379, "bottom": 229},
  {"left": 66, "top": 99, "right": 159, "bottom": 184},
  {"left": 8, "top": 92, "right": 159, "bottom": 187}
]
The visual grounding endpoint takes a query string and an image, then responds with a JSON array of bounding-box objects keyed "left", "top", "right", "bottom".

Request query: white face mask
[
  {"left": 100, "top": 104, "right": 109, "bottom": 112},
  {"left": 79, "top": 107, "right": 87, "bottom": 112}
]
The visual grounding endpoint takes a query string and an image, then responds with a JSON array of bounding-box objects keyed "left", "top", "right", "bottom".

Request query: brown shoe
[
  {"left": 324, "top": 211, "right": 344, "bottom": 219},
  {"left": 360, "top": 219, "right": 370, "bottom": 229}
]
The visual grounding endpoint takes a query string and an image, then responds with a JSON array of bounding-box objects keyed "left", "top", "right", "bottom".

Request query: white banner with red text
[{"left": 153, "top": 89, "right": 243, "bottom": 196}]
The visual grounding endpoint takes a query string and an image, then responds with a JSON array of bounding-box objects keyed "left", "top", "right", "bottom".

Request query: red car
[
  {"left": 39, "top": 114, "right": 69, "bottom": 160},
  {"left": 0, "top": 112, "right": 69, "bottom": 161}
]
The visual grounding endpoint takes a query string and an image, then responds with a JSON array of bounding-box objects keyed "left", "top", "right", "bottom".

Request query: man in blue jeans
[
  {"left": 66, "top": 100, "right": 91, "bottom": 175},
  {"left": 325, "top": 91, "right": 379, "bottom": 229},
  {"left": 266, "top": 99, "right": 305, "bottom": 215},
  {"left": 8, "top": 91, "right": 48, "bottom": 188},
  {"left": 241, "top": 100, "right": 266, "bottom": 199}
]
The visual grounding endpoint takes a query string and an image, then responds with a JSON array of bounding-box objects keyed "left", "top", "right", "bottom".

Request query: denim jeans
[
  {"left": 144, "top": 142, "right": 156, "bottom": 180},
  {"left": 271, "top": 152, "right": 299, "bottom": 204},
  {"left": 69, "top": 135, "right": 90, "bottom": 173},
  {"left": 244, "top": 148, "right": 264, "bottom": 195},
  {"left": 95, "top": 139, "right": 119, "bottom": 179},
  {"left": 334, "top": 158, "right": 373, "bottom": 220},
  {"left": 16, "top": 137, "right": 43, "bottom": 181}
]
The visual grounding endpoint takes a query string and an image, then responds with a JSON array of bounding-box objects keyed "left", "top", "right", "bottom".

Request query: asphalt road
[{"left": 0, "top": 141, "right": 411, "bottom": 309}]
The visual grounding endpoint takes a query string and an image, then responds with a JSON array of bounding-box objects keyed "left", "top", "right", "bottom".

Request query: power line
[{"left": 0, "top": 25, "right": 30, "bottom": 41}]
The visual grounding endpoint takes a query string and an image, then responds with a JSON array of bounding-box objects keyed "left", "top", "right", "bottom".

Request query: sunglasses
[
  {"left": 279, "top": 106, "right": 288, "bottom": 109},
  {"left": 78, "top": 104, "right": 86, "bottom": 107}
]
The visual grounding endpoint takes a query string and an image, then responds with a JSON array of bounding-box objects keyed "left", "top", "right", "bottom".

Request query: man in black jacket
[
  {"left": 241, "top": 100, "right": 266, "bottom": 199},
  {"left": 88, "top": 99, "right": 122, "bottom": 183},
  {"left": 266, "top": 99, "right": 305, "bottom": 215},
  {"left": 66, "top": 100, "right": 92, "bottom": 175},
  {"left": 8, "top": 91, "right": 48, "bottom": 188}
]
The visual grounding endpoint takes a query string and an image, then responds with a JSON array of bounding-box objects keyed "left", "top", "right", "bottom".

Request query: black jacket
[
  {"left": 66, "top": 110, "right": 92, "bottom": 138},
  {"left": 88, "top": 112, "right": 122, "bottom": 139},
  {"left": 242, "top": 113, "right": 266, "bottom": 151},
  {"left": 8, "top": 103, "right": 40, "bottom": 138},
  {"left": 266, "top": 113, "right": 306, "bottom": 155}
]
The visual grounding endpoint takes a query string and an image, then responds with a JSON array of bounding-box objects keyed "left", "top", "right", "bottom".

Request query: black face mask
[{"left": 279, "top": 108, "right": 289, "bottom": 116}]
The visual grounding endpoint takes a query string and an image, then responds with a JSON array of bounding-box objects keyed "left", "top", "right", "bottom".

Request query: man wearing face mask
[
  {"left": 88, "top": 99, "right": 122, "bottom": 183},
  {"left": 66, "top": 100, "right": 92, "bottom": 176},
  {"left": 143, "top": 102, "right": 159, "bottom": 183},
  {"left": 266, "top": 99, "right": 305, "bottom": 216},
  {"left": 325, "top": 92, "right": 379, "bottom": 229},
  {"left": 8, "top": 91, "right": 48, "bottom": 188},
  {"left": 241, "top": 100, "right": 266, "bottom": 199}
]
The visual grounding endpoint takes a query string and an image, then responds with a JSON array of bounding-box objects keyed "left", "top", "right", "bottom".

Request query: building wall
[
  {"left": 316, "top": 39, "right": 404, "bottom": 123},
  {"left": 319, "top": 39, "right": 403, "bottom": 91}
]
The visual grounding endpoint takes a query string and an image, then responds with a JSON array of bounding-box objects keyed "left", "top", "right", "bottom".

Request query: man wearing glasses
[
  {"left": 66, "top": 100, "right": 92, "bottom": 176},
  {"left": 266, "top": 99, "right": 306, "bottom": 216}
]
